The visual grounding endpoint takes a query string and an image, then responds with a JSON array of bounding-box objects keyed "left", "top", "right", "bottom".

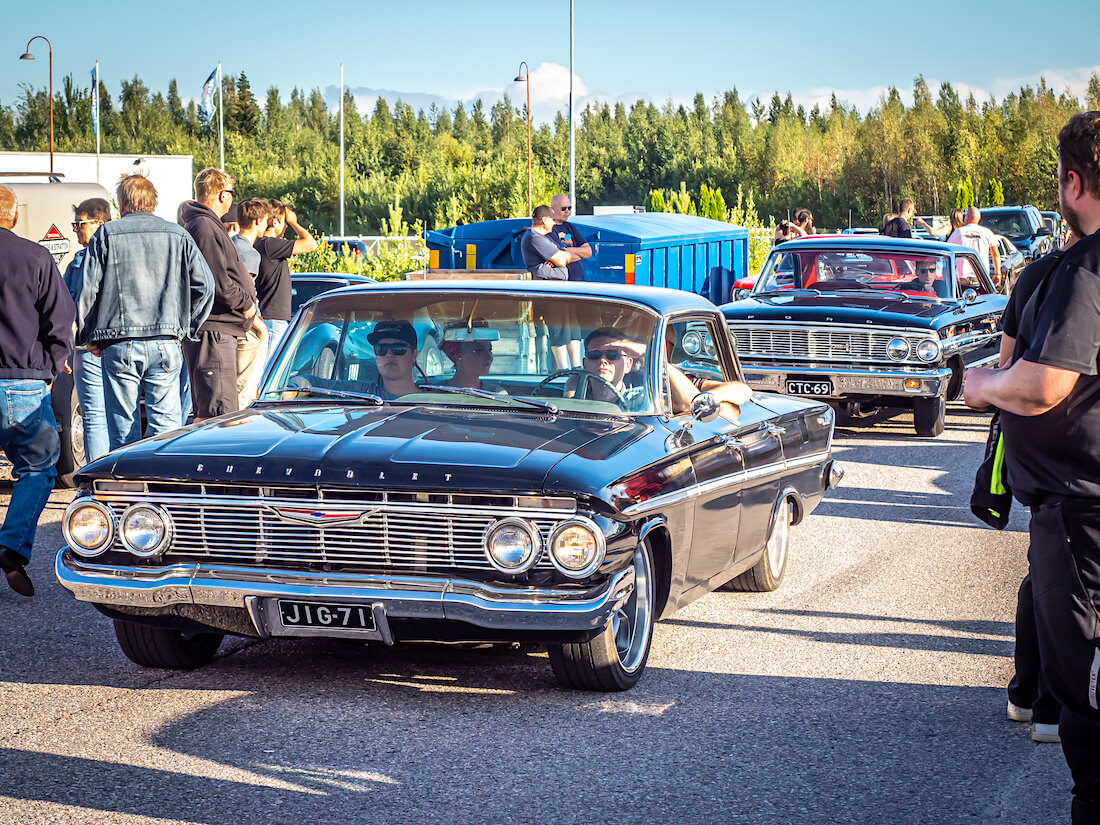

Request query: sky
[{"left": 3, "top": 0, "right": 1098, "bottom": 125}]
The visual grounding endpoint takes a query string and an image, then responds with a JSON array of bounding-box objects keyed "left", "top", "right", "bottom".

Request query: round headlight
[
  {"left": 120, "top": 504, "right": 173, "bottom": 558},
  {"left": 703, "top": 333, "right": 716, "bottom": 357},
  {"left": 682, "top": 330, "right": 703, "bottom": 356},
  {"left": 63, "top": 500, "right": 115, "bottom": 558},
  {"left": 886, "top": 338, "right": 910, "bottom": 361},
  {"left": 549, "top": 518, "right": 606, "bottom": 578},
  {"left": 483, "top": 518, "right": 540, "bottom": 573},
  {"left": 734, "top": 287, "right": 751, "bottom": 301},
  {"left": 915, "top": 338, "right": 942, "bottom": 362}
]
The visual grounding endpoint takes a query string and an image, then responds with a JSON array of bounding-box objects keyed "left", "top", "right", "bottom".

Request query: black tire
[
  {"left": 113, "top": 619, "right": 223, "bottom": 669},
  {"left": 726, "top": 498, "right": 792, "bottom": 593},
  {"left": 53, "top": 378, "right": 85, "bottom": 489},
  {"left": 913, "top": 395, "right": 946, "bottom": 437},
  {"left": 548, "top": 540, "right": 655, "bottom": 691}
]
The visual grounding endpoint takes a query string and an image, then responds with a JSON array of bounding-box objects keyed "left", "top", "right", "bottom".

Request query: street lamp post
[
  {"left": 19, "top": 35, "right": 54, "bottom": 176},
  {"left": 514, "top": 62, "right": 532, "bottom": 216}
]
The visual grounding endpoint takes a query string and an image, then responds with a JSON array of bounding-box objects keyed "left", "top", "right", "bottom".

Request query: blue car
[
  {"left": 722, "top": 236, "right": 1007, "bottom": 437},
  {"left": 978, "top": 205, "right": 1054, "bottom": 263}
]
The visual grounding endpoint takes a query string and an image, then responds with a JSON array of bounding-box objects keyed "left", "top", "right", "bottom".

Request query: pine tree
[
  {"left": 234, "top": 72, "right": 260, "bottom": 136},
  {"left": 645, "top": 190, "right": 667, "bottom": 212}
]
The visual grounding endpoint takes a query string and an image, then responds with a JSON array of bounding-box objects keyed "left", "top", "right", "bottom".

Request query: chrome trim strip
[
  {"left": 967, "top": 353, "right": 1000, "bottom": 368},
  {"left": 741, "top": 365, "right": 951, "bottom": 398},
  {"left": 621, "top": 449, "right": 832, "bottom": 517},
  {"left": 55, "top": 551, "right": 634, "bottom": 633}
]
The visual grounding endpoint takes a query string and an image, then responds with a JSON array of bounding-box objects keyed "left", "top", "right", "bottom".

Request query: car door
[
  {"left": 953, "top": 253, "right": 1004, "bottom": 368},
  {"left": 663, "top": 315, "right": 761, "bottom": 591}
]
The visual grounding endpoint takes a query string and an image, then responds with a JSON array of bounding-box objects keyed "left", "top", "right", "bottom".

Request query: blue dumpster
[{"left": 424, "top": 213, "right": 748, "bottom": 304}]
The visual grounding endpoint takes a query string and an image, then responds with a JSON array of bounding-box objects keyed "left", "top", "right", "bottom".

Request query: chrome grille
[
  {"left": 93, "top": 486, "right": 576, "bottom": 573},
  {"left": 728, "top": 323, "right": 931, "bottom": 365}
]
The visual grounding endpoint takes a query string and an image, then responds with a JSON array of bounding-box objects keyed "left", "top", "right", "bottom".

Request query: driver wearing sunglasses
[
  {"left": 366, "top": 320, "right": 421, "bottom": 398},
  {"left": 565, "top": 327, "right": 647, "bottom": 410}
]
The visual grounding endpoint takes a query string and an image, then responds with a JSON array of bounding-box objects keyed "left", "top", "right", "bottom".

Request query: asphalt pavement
[{"left": 0, "top": 402, "right": 1073, "bottom": 824}]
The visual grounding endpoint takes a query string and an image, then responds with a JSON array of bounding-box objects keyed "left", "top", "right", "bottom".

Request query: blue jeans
[
  {"left": 0, "top": 380, "right": 59, "bottom": 561},
  {"left": 73, "top": 348, "right": 110, "bottom": 463},
  {"left": 264, "top": 319, "right": 290, "bottom": 368},
  {"left": 101, "top": 338, "right": 183, "bottom": 450}
]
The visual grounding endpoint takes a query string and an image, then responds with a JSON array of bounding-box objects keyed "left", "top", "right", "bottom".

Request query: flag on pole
[
  {"left": 90, "top": 66, "right": 99, "bottom": 135},
  {"left": 200, "top": 67, "right": 218, "bottom": 123}
]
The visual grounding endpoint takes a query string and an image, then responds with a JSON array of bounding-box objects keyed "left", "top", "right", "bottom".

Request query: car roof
[
  {"left": 292, "top": 272, "right": 375, "bottom": 282},
  {"left": 768, "top": 236, "right": 967, "bottom": 254},
  {"left": 312, "top": 279, "right": 717, "bottom": 314}
]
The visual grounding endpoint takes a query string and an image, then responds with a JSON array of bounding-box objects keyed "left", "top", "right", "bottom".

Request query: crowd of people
[{"left": 0, "top": 168, "right": 315, "bottom": 598}]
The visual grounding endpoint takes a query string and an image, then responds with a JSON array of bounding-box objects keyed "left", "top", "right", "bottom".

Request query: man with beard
[{"left": 964, "top": 110, "right": 1100, "bottom": 823}]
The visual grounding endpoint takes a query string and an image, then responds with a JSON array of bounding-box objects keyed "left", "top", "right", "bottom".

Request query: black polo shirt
[
  {"left": 548, "top": 221, "right": 587, "bottom": 281},
  {"left": 1001, "top": 230, "right": 1100, "bottom": 502}
]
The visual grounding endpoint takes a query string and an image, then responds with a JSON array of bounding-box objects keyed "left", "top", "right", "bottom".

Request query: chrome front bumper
[
  {"left": 741, "top": 363, "right": 951, "bottom": 399},
  {"left": 56, "top": 549, "right": 635, "bottom": 637}
]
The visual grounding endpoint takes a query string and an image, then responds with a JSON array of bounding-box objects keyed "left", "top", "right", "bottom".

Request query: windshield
[
  {"left": 261, "top": 293, "right": 660, "bottom": 415},
  {"left": 979, "top": 212, "right": 1034, "bottom": 241},
  {"left": 753, "top": 249, "right": 956, "bottom": 299}
]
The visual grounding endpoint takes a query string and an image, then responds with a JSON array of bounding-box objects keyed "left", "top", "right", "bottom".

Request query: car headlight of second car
[
  {"left": 887, "top": 338, "right": 911, "bottom": 360},
  {"left": 682, "top": 330, "right": 703, "bottom": 356},
  {"left": 120, "top": 503, "right": 173, "bottom": 557},
  {"left": 483, "top": 518, "right": 541, "bottom": 573},
  {"left": 549, "top": 518, "right": 606, "bottom": 578},
  {"left": 915, "top": 338, "right": 942, "bottom": 362},
  {"left": 63, "top": 499, "right": 115, "bottom": 557}
]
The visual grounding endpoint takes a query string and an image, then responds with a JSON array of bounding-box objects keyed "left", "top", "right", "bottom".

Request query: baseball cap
[
  {"left": 366, "top": 320, "right": 417, "bottom": 348},
  {"left": 221, "top": 203, "right": 240, "bottom": 224}
]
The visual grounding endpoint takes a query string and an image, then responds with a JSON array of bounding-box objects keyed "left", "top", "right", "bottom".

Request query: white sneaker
[
  {"left": 1032, "top": 723, "right": 1061, "bottom": 744},
  {"left": 1008, "top": 701, "right": 1033, "bottom": 722}
]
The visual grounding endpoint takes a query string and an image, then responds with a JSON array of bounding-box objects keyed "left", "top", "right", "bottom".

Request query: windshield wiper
[
  {"left": 419, "top": 384, "right": 559, "bottom": 415},
  {"left": 262, "top": 385, "right": 384, "bottom": 405},
  {"left": 754, "top": 288, "right": 822, "bottom": 298}
]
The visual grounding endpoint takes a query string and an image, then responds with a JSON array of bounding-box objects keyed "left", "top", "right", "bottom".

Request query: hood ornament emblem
[{"left": 268, "top": 506, "right": 382, "bottom": 527}]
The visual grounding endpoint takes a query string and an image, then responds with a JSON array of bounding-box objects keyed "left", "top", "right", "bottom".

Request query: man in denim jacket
[
  {"left": 0, "top": 185, "right": 76, "bottom": 597},
  {"left": 74, "top": 174, "right": 214, "bottom": 450}
]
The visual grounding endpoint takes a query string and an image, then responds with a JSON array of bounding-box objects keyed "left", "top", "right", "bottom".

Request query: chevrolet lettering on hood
[{"left": 57, "top": 280, "right": 838, "bottom": 691}]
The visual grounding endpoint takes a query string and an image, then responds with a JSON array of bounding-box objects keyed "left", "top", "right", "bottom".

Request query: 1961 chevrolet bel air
[{"left": 57, "top": 281, "right": 839, "bottom": 691}]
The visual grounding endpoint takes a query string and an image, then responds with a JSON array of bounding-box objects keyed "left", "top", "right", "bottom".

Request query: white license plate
[
  {"left": 278, "top": 600, "right": 376, "bottom": 631},
  {"left": 786, "top": 379, "right": 833, "bottom": 396}
]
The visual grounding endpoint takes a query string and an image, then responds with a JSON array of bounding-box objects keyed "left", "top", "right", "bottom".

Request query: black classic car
[
  {"left": 723, "top": 236, "right": 1008, "bottom": 437},
  {"left": 978, "top": 205, "right": 1053, "bottom": 263},
  {"left": 56, "top": 281, "right": 839, "bottom": 691}
]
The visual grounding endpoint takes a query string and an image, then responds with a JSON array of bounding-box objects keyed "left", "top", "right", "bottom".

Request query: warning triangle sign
[{"left": 42, "top": 224, "right": 65, "bottom": 241}]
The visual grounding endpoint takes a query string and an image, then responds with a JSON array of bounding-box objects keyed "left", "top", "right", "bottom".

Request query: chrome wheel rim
[
  {"left": 767, "top": 501, "right": 791, "bottom": 576},
  {"left": 71, "top": 405, "right": 86, "bottom": 465},
  {"left": 610, "top": 544, "right": 653, "bottom": 673}
]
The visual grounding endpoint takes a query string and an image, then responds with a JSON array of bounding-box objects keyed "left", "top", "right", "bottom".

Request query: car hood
[
  {"left": 722, "top": 292, "right": 952, "bottom": 327},
  {"left": 81, "top": 404, "right": 643, "bottom": 494}
]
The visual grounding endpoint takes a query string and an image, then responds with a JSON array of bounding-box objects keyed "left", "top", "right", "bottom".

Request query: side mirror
[
  {"left": 1036, "top": 226, "right": 1052, "bottom": 237},
  {"left": 688, "top": 392, "right": 721, "bottom": 424},
  {"left": 962, "top": 288, "right": 978, "bottom": 304}
]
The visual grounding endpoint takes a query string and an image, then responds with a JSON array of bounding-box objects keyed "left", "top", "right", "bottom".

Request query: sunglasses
[
  {"left": 916, "top": 267, "right": 937, "bottom": 275},
  {"left": 584, "top": 349, "right": 624, "bottom": 362},
  {"left": 374, "top": 343, "right": 410, "bottom": 357},
  {"left": 72, "top": 219, "right": 100, "bottom": 228},
  {"left": 560, "top": 205, "right": 572, "bottom": 211},
  {"left": 222, "top": 188, "right": 235, "bottom": 197}
]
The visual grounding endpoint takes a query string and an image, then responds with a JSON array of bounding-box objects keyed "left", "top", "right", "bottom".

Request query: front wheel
[
  {"left": 113, "top": 619, "right": 223, "bottom": 669},
  {"left": 913, "top": 395, "right": 946, "bottom": 437},
  {"left": 548, "top": 540, "right": 655, "bottom": 691}
]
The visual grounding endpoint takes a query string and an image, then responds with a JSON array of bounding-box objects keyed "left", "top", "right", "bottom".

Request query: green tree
[{"left": 645, "top": 189, "right": 667, "bottom": 212}]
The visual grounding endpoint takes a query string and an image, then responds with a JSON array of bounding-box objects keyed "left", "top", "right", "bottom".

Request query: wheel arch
[
  {"left": 638, "top": 518, "right": 672, "bottom": 619},
  {"left": 945, "top": 354, "right": 965, "bottom": 402},
  {"left": 779, "top": 485, "right": 805, "bottom": 526}
]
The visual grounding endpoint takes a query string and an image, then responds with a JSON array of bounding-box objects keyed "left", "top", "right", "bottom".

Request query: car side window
[
  {"left": 956, "top": 257, "right": 988, "bottom": 294},
  {"left": 662, "top": 317, "right": 731, "bottom": 414}
]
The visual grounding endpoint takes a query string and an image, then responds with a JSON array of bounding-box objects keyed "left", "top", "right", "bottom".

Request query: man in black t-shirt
[
  {"left": 882, "top": 198, "right": 915, "bottom": 238},
  {"left": 549, "top": 194, "right": 591, "bottom": 281},
  {"left": 965, "top": 111, "right": 1100, "bottom": 824},
  {"left": 254, "top": 200, "right": 318, "bottom": 366}
]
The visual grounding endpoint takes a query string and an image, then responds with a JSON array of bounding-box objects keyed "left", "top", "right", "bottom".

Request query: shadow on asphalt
[{"left": 0, "top": 635, "right": 1071, "bottom": 824}]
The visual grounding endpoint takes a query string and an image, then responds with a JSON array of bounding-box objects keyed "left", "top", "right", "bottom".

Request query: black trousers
[
  {"left": 1008, "top": 572, "right": 1062, "bottom": 724},
  {"left": 1029, "top": 499, "right": 1100, "bottom": 824}
]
